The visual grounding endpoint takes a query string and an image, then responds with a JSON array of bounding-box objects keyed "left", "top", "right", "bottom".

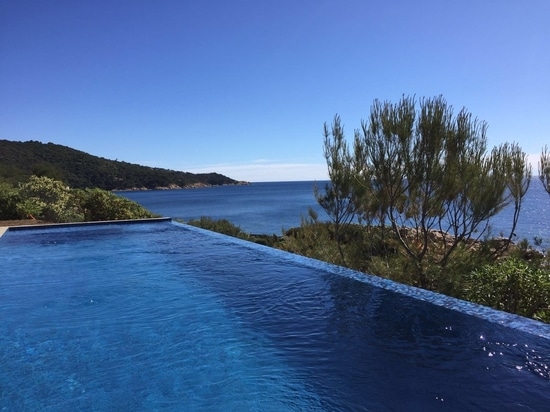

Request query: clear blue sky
[{"left": 1, "top": 1, "right": 548, "bottom": 182}]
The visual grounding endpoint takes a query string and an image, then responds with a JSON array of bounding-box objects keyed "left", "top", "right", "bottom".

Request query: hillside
[{"left": 0, "top": 140, "right": 240, "bottom": 190}]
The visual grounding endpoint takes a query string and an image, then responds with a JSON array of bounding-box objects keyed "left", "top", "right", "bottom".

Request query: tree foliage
[
  {"left": 314, "top": 116, "right": 357, "bottom": 265},
  {"left": 316, "top": 96, "right": 531, "bottom": 288},
  {"left": 540, "top": 145, "right": 550, "bottom": 195},
  {"left": 493, "top": 142, "right": 531, "bottom": 247}
]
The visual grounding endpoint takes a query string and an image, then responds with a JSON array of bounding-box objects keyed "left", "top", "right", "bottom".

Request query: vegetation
[
  {"left": 17, "top": 176, "right": 83, "bottom": 222},
  {"left": 0, "top": 183, "right": 21, "bottom": 220},
  {"left": 314, "top": 116, "right": 357, "bottom": 266},
  {"left": 464, "top": 258, "right": 550, "bottom": 322},
  {"left": 540, "top": 145, "right": 550, "bottom": 195},
  {"left": 0, "top": 139, "right": 239, "bottom": 190},
  {"left": 79, "top": 188, "right": 158, "bottom": 221},
  {"left": 185, "top": 217, "right": 280, "bottom": 247},
  {"left": 316, "top": 96, "right": 531, "bottom": 288},
  {"left": 0, "top": 176, "right": 155, "bottom": 223}
]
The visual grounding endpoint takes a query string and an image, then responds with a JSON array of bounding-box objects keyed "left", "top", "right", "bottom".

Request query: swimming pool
[{"left": 1, "top": 220, "right": 549, "bottom": 411}]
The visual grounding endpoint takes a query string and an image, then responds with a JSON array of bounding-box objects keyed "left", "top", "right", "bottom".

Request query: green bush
[
  {"left": 280, "top": 220, "right": 399, "bottom": 274},
  {"left": 78, "top": 188, "right": 156, "bottom": 221},
  {"left": 186, "top": 217, "right": 280, "bottom": 246},
  {"left": 0, "top": 183, "right": 21, "bottom": 219},
  {"left": 187, "top": 217, "right": 246, "bottom": 238},
  {"left": 17, "top": 175, "right": 84, "bottom": 222},
  {"left": 5, "top": 175, "right": 155, "bottom": 223},
  {"left": 463, "top": 258, "right": 550, "bottom": 322}
]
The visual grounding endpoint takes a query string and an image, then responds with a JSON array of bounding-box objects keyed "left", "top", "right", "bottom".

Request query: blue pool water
[{"left": 1, "top": 220, "right": 549, "bottom": 411}]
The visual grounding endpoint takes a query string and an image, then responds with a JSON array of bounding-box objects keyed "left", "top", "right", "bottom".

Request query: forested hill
[{"left": 0, "top": 139, "right": 240, "bottom": 190}]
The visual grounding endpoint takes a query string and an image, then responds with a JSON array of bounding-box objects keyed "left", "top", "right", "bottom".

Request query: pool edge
[{"left": 2, "top": 217, "right": 172, "bottom": 235}]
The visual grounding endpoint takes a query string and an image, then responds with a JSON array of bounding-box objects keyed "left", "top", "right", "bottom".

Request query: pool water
[{"left": 1, "top": 220, "right": 549, "bottom": 411}]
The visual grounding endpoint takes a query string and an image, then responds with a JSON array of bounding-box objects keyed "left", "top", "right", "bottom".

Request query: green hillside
[{"left": 0, "top": 140, "right": 240, "bottom": 190}]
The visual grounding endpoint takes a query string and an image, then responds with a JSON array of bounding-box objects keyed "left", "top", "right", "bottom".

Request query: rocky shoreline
[{"left": 115, "top": 181, "right": 250, "bottom": 191}]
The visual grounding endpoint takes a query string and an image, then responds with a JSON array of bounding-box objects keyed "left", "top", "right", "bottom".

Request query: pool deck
[{"left": 0, "top": 227, "right": 7, "bottom": 237}]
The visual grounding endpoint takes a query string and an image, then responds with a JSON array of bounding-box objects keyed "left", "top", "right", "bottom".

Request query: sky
[{"left": 1, "top": 1, "right": 549, "bottom": 182}]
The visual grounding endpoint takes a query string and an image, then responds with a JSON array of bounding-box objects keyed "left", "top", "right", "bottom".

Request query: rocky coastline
[{"left": 115, "top": 181, "right": 250, "bottom": 191}]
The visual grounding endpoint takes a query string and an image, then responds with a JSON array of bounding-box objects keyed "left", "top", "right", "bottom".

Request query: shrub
[
  {"left": 11, "top": 176, "right": 154, "bottom": 223},
  {"left": 17, "top": 175, "right": 84, "bottom": 222},
  {"left": 186, "top": 216, "right": 280, "bottom": 246},
  {"left": 79, "top": 188, "right": 156, "bottom": 221},
  {"left": 187, "top": 217, "right": 246, "bottom": 238},
  {"left": 463, "top": 258, "right": 550, "bottom": 322},
  {"left": 0, "top": 183, "right": 21, "bottom": 220}
]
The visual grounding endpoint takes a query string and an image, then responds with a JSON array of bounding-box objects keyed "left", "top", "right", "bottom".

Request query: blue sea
[{"left": 119, "top": 180, "right": 550, "bottom": 246}]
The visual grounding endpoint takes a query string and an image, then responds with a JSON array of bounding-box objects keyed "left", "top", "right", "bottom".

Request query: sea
[{"left": 118, "top": 180, "right": 550, "bottom": 248}]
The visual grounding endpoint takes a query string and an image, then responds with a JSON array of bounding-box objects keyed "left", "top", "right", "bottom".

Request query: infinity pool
[{"left": 1, "top": 220, "right": 549, "bottom": 411}]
